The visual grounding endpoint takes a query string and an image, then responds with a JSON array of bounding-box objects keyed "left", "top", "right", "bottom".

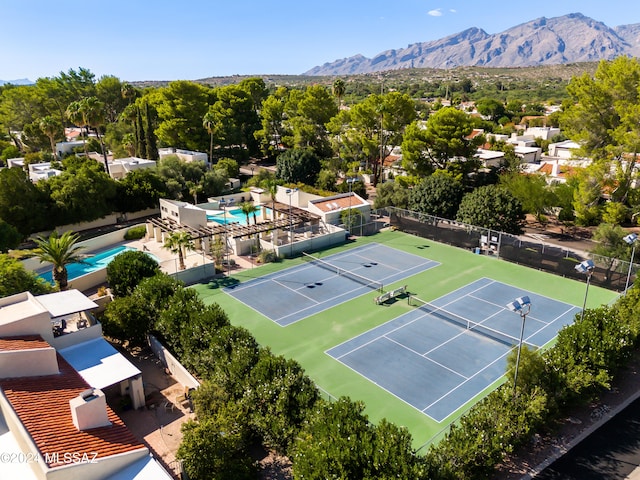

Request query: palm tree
[
  {"left": 239, "top": 201, "right": 259, "bottom": 225},
  {"left": 333, "top": 78, "right": 345, "bottom": 110},
  {"left": 80, "top": 97, "right": 111, "bottom": 176},
  {"left": 34, "top": 231, "right": 85, "bottom": 291},
  {"left": 262, "top": 178, "right": 279, "bottom": 221},
  {"left": 203, "top": 111, "right": 216, "bottom": 167},
  {"left": 65, "top": 101, "right": 88, "bottom": 157},
  {"left": 163, "top": 231, "right": 194, "bottom": 270},
  {"left": 121, "top": 83, "right": 137, "bottom": 104},
  {"left": 39, "top": 115, "right": 61, "bottom": 158}
]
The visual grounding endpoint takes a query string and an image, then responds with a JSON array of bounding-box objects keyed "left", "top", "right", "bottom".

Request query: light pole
[
  {"left": 575, "top": 259, "right": 595, "bottom": 321},
  {"left": 220, "top": 198, "right": 229, "bottom": 276},
  {"left": 286, "top": 188, "right": 297, "bottom": 257},
  {"left": 506, "top": 295, "right": 531, "bottom": 397},
  {"left": 624, "top": 233, "right": 638, "bottom": 293},
  {"left": 346, "top": 177, "right": 356, "bottom": 235},
  {"left": 218, "top": 197, "right": 229, "bottom": 277}
]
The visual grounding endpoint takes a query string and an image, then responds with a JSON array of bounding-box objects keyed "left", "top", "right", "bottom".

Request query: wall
[
  {"left": 0, "top": 348, "right": 58, "bottom": 378},
  {"left": 147, "top": 335, "right": 200, "bottom": 390},
  {"left": 170, "top": 262, "right": 217, "bottom": 286},
  {"left": 49, "top": 323, "right": 103, "bottom": 351}
]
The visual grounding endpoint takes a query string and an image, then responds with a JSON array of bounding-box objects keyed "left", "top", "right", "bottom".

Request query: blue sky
[{"left": 1, "top": 1, "right": 638, "bottom": 82}]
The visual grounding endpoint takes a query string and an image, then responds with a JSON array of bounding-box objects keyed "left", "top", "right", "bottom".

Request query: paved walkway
[{"left": 114, "top": 347, "right": 195, "bottom": 480}]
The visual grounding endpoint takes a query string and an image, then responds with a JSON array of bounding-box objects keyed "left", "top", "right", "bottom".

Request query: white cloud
[
  {"left": 428, "top": 8, "right": 443, "bottom": 17},
  {"left": 450, "top": 9, "right": 457, "bottom": 13}
]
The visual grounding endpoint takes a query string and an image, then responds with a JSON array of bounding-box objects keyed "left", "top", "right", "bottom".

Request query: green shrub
[
  {"left": 257, "top": 250, "right": 279, "bottom": 264},
  {"left": 124, "top": 225, "right": 147, "bottom": 240}
]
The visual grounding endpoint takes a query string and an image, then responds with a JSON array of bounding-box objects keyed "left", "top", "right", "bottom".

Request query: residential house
[
  {"left": 28, "top": 162, "right": 63, "bottom": 182},
  {"left": 0, "top": 290, "right": 172, "bottom": 479},
  {"left": 158, "top": 148, "right": 209, "bottom": 168},
  {"left": 108, "top": 157, "right": 156, "bottom": 180},
  {"left": 548, "top": 140, "right": 582, "bottom": 159},
  {"left": 55, "top": 141, "right": 86, "bottom": 158}
]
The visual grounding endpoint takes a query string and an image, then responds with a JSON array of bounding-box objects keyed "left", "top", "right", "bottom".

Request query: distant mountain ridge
[
  {"left": 304, "top": 13, "right": 640, "bottom": 76},
  {"left": 0, "top": 78, "right": 34, "bottom": 86}
]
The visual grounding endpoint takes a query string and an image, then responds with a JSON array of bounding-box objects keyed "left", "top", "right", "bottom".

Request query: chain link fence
[{"left": 381, "top": 207, "right": 636, "bottom": 292}]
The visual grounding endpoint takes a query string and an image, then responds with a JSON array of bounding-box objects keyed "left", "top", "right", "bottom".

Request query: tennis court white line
[
  {"left": 222, "top": 262, "right": 328, "bottom": 293},
  {"left": 271, "top": 278, "right": 322, "bottom": 304},
  {"left": 421, "top": 344, "right": 512, "bottom": 414},
  {"left": 385, "top": 336, "right": 469, "bottom": 379},
  {"left": 275, "top": 280, "right": 375, "bottom": 324}
]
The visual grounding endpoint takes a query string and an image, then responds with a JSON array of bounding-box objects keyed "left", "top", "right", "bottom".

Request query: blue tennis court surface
[
  {"left": 327, "top": 278, "right": 581, "bottom": 422},
  {"left": 224, "top": 243, "right": 439, "bottom": 326}
]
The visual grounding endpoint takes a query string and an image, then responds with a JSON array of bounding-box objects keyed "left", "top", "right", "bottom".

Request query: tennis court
[
  {"left": 327, "top": 277, "right": 581, "bottom": 422},
  {"left": 223, "top": 243, "right": 439, "bottom": 326}
]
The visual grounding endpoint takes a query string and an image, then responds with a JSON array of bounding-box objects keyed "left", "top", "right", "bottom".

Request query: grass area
[{"left": 191, "top": 230, "right": 619, "bottom": 449}]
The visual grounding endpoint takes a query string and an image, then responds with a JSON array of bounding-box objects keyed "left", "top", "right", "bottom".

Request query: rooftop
[
  {"left": 0, "top": 352, "right": 145, "bottom": 468},
  {"left": 0, "top": 335, "right": 49, "bottom": 351}
]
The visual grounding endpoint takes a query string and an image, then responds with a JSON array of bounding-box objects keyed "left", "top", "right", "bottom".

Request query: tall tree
[
  {"left": 135, "top": 105, "right": 146, "bottom": 158},
  {"left": 150, "top": 80, "right": 215, "bottom": 152},
  {"left": 39, "top": 115, "right": 62, "bottom": 157},
  {"left": 276, "top": 147, "right": 321, "bottom": 184},
  {"left": 456, "top": 184, "right": 526, "bottom": 234},
  {"left": 202, "top": 111, "right": 217, "bottom": 165},
  {"left": 34, "top": 231, "right": 85, "bottom": 291},
  {"left": 79, "top": 96, "right": 110, "bottom": 175},
  {"left": 65, "top": 100, "right": 88, "bottom": 157},
  {"left": 284, "top": 85, "right": 338, "bottom": 158},
  {"left": 144, "top": 101, "right": 158, "bottom": 160},
  {"left": 163, "top": 231, "right": 194, "bottom": 270},
  {"left": 408, "top": 174, "right": 464, "bottom": 220},
  {"left": 255, "top": 88, "right": 289, "bottom": 158},
  {"left": 239, "top": 201, "right": 259, "bottom": 225},
  {"left": 562, "top": 57, "right": 640, "bottom": 208},
  {"left": 402, "top": 107, "right": 482, "bottom": 179},
  {"left": 332, "top": 78, "right": 346, "bottom": 109}
]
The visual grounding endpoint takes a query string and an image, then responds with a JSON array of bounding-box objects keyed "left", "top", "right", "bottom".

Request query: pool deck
[{"left": 124, "top": 237, "right": 255, "bottom": 276}]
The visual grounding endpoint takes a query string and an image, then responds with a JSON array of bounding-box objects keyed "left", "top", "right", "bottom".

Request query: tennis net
[
  {"left": 302, "top": 252, "right": 383, "bottom": 292},
  {"left": 409, "top": 295, "right": 536, "bottom": 348}
]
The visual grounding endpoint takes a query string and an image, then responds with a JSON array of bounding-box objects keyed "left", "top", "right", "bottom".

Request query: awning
[
  {"left": 36, "top": 290, "right": 98, "bottom": 318},
  {"left": 59, "top": 338, "right": 141, "bottom": 389}
]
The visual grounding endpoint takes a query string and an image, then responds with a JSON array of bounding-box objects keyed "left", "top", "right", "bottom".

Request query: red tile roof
[
  {"left": 0, "top": 354, "right": 145, "bottom": 468},
  {"left": 538, "top": 163, "right": 577, "bottom": 178},
  {"left": 0, "top": 335, "right": 50, "bottom": 351},
  {"left": 312, "top": 194, "right": 358, "bottom": 212}
]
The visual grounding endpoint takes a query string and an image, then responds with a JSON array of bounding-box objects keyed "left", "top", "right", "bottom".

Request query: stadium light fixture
[
  {"left": 575, "top": 259, "right": 595, "bottom": 321},
  {"left": 506, "top": 296, "right": 531, "bottom": 397},
  {"left": 624, "top": 233, "right": 638, "bottom": 294}
]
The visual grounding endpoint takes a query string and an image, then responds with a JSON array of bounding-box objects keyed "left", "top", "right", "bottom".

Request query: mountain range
[
  {"left": 303, "top": 13, "right": 640, "bottom": 76},
  {"left": 0, "top": 78, "right": 33, "bottom": 86}
]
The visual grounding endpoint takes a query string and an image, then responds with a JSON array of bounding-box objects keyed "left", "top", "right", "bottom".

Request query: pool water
[
  {"left": 38, "top": 246, "right": 155, "bottom": 284},
  {"left": 206, "top": 207, "right": 266, "bottom": 226}
]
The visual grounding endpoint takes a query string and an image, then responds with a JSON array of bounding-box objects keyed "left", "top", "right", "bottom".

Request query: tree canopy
[{"left": 456, "top": 184, "right": 525, "bottom": 234}]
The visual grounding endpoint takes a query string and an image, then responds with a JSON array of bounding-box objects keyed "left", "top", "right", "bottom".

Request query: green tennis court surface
[
  {"left": 223, "top": 243, "right": 438, "bottom": 326},
  {"left": 327, "top": 277, "right": 580, "bottom": 421},
  {"left": 193, "top": 231, "right": 619, "bottom": 448}
]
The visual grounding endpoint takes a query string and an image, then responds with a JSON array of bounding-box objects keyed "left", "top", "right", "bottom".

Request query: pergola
[{"left": 148, "top": 201, "right": 321, "bottom": 241}]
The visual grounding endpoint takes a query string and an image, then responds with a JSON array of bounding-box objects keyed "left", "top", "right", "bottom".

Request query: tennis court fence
[
  {"left": 408, "top": 295, "right": 537, "bottom": 349},
  {"left": 378, "top": 206, "right": 636, "bottom": 292},
  {"left": 302, "top": 251, "right": 383, "bottom": 293}
]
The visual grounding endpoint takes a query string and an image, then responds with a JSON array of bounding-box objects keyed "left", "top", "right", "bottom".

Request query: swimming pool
[
  {"left": 206, "top": 207, "right": 266, "bottom": 226},
  {"left": 38, "top": 245, "right": 156, "bottom": 284}
]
